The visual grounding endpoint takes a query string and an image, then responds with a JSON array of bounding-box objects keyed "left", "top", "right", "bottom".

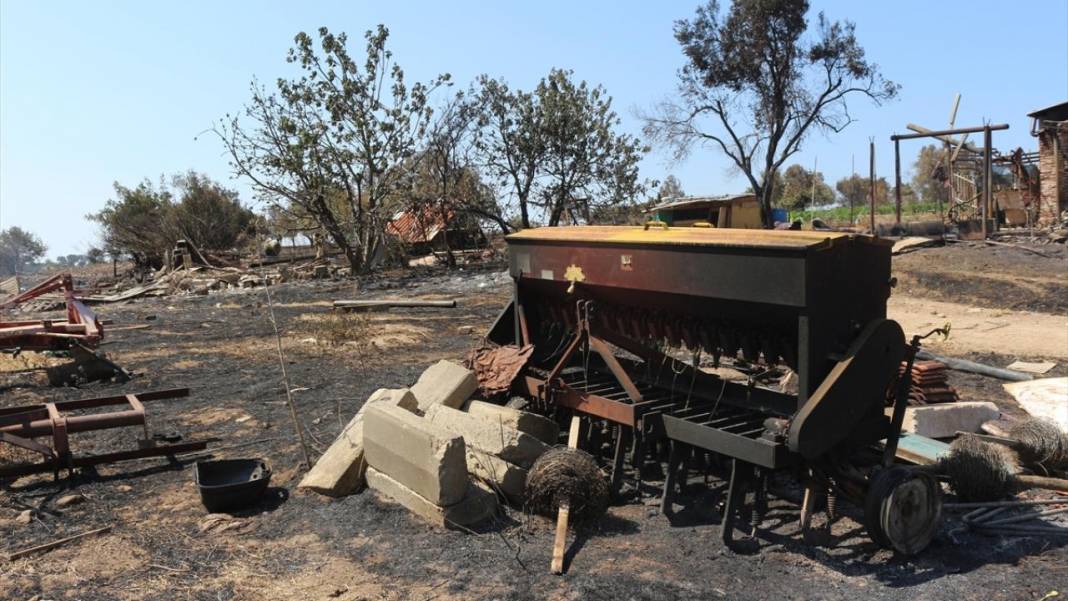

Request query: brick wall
[{"left": 1037, "top": 122, "right": 1068, "bottom": 224}]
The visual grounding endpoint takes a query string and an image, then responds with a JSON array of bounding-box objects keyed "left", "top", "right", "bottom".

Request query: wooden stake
[
  {"left": 7, "top": 525, "right": 113, "bottom": 561},
  {"left": 1016, "top": 475, "right": 1068, "bottom": 494},
  {"left": 550, "top": 416, "right": 583, "bottom": 575},
  {"left": 982, "top": 239, "right": 1052, "bottom": 258},
  {"left": 257, "top": 218, "right": 312, "bottom": 469}
]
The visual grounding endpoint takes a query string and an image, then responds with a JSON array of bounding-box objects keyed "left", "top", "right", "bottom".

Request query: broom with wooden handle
[
  {"left": 550, "top": 416, "right": 583, "bottom": 575},
  {"left": 932, "top": 436, "right": 1068, "bottom": 501}
]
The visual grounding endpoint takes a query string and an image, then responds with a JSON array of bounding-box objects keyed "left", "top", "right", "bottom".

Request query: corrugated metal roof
[
  {"left": 386, "top": 207, "right": 453, "bottom": 244},
  {"left": 646, "top": 194, "right": 757, "bottom": 213},
  {"left": 1027, "top": 101, "right": 1068, "bottom": 121}
]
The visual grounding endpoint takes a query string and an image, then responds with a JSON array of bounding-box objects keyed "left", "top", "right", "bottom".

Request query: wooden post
[
  {"left": 983, "top": 126, "right": 992, "bottom": 239},
  {"left": 550, "top": 415, "right": 583, "bottom": 575},
  {"left": 869, "top": 139, "right": 876, "bottom": 235},
  {"left": 850, "top": 153, "right": 855, "bottom": 224},
  {"left": 894, "top": 138, "right": 902, "bottom": 226}
]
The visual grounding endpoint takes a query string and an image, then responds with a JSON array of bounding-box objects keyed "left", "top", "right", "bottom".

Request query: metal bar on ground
[
  {"left": 333, "top": 299, "right": 457, "bottom": 310},
  {"left": 0, "top": 388, "right": 190, "bottom": 418},
  {"left": 0, "top": 439, "right": 213, "bottom": 479},
  {"left": 915, "top": 350, "right": 1032, "bottom": 381}
]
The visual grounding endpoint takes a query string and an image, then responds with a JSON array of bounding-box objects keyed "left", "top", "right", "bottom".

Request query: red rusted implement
[
  {"left": 0, "top": 273, "right": 103, "bottom": 352},
  {"left": 0, "top": 388, "right": 211, "bottom": 479}
]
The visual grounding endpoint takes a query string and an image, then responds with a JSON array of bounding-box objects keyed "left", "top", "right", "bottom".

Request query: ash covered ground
[{"left": 2, "top": 244, "right": 1066, "bottom": 600}]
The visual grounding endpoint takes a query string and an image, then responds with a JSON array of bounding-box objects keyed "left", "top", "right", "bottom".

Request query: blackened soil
[
  {"left": 893, "top": 241, "right": 1068, "bottom": 312},
  {"left": 1, "top": 263, "right": 1065, "bottom": 600}
]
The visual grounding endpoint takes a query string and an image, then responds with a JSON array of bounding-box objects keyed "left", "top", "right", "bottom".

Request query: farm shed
[
  {"left": 386, "top": 207, "right": 487, "bottom": 255},
  {"left": 645, "top": 194, "right": 763, "bottom": 228}
]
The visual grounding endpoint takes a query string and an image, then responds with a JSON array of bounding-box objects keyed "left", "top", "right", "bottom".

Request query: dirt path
[{"left": 889, "top": 295, "right": 1068, "bottom": 359}]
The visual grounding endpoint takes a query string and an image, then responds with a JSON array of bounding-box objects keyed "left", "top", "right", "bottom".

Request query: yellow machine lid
[{"left": 506, "top": 226, "right": 883, "bottom": 251}]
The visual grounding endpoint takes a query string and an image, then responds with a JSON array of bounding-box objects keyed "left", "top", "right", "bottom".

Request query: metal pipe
[
  {"left": 0, "top": 388, "right": 189, "bottom": 418},
  {"left": 915, "top": 349, "right": 1032, "bottom": 381},
  {"left": 945, "top": 499, "right": 1068, "bottom": 509},
  {"left": 891, "top": 123, "right": 1009, "bottom": 141},
  {"left": 984, "top": 506, "right": 1068, "bottom": 527},
  {"left": 0, "top": 409, "right": 145, "bottom": 438}
]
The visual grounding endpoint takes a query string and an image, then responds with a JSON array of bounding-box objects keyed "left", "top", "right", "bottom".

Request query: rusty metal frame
[
  {"left": 1, "top": 273, "right": 104, "bottom": 352},
  {"left": 0, "top": 388, "right": 210, "bottom": 479}
]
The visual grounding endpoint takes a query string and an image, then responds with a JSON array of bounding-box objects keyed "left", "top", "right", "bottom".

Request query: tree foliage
[
  {"left": 535, "top": 70, "right": 649, "bottom": 226},
  {"left": 216, "top": 26, "right": 449, "bottom": 273},
  {"left": 474, "top": 70, "right": 649, "bottom": 228},
  {"left": 473, "top": 76, "right": 543, "bottom": 229},
  {"left": 169, "top": 172, "right": 254, "bottom": 251},
  {"left": 835, "top": 173, "right": 889, "bottom": 208},
  {"left": 0, "top": 227, "right": 47, "bottom": 276},
  {"left": 911, "top": 144, "right": 950, "bottom": 204},
  {"left": 778, "top": 164, "right": 834, "bottom": 209},
  {"left": 90, "top": 179, "right": 172, "bottom": 268},
  {"left": 89, "top": 173, "right": 253, "bottom": 268},
  {"left": 643, "top": 0, "right": 897, "bottom": 226},
  {"left": 657, "top": 175, "right": 686, "bottom": 200},
  {"left": 400, "top": 93, "right": 497, "bottom": 264}
]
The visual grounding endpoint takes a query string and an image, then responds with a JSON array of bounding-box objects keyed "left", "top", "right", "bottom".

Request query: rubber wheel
[{"left": 865, "top": 467, "right": 942, "bottom": 555}]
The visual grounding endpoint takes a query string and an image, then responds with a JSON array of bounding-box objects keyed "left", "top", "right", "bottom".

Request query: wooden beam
[{"left": 7, "top": 525, "right": 113, "bottom": 561}]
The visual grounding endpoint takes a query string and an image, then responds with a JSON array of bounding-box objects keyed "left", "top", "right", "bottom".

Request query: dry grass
[{"left": 300, "top": 312, "right": 377, "bottom": 348}]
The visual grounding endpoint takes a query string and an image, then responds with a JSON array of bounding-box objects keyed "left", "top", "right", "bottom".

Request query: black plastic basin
[{"left": 195, "top": 458, "right": 271, "bottom": 513}]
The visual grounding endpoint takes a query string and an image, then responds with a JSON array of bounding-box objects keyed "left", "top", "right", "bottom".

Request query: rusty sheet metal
[
  {"left": 464, "top": 343, "right": 534, "bottom": 398},
  {"left": 0, "top": 273, "right": 104, "bottom": 352},
  {"left": 505, "top": 225, "right": 885, "bottom": 251},
  {"left": 387, "top": 207, "right": 454, "bottom": 245}
]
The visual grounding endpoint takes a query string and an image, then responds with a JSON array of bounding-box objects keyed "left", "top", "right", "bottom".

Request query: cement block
[
  {"left": 424, "top": 404, "right": 549, "bottom": 469},
  {"left": 364, "top": 403, "right": 468, "bottom": 506},
  {"left": 463, "top": 400, "right": 559, "bottom": 445},
  {"left": 410, "top": 360, "right": 478, "bottom": 413},
  {"left": 299, "top": 388, "right": 418, "bottom": 497},
  {"left": 465, "top": 448, "right": 528, "bottom": 505},
  {"left": 893, "top": 401, "right": 1001, "bottom": 439},
  {"left": 365, "top": 467, "right": 498, "bottom": 529}
]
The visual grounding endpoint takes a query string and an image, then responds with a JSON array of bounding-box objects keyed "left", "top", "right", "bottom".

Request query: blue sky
[{"left": 1, "top": 0, "right": 1066, "bottom": 257}]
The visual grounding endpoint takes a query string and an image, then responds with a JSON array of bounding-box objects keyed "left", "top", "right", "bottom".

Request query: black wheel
[{"left": 865, "top": 467, "right": 942, "bottom": 555}]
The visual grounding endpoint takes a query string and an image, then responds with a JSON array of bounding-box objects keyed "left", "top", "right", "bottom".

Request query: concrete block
[
  {"left": 364, "top": 403, "right": 468, "bottom": 506},
  {"left": 410, "top": 360, "right": 478, "bottom": 413},
  {"left": 424, "top": 404, "right": 549, "bottom": 469},
  {"left": 366, "top": 466, "right": 498, "bottom": 529},
  {"left": 299, "top": 388, "right": 418, "bottom": 497},
  {"left": 893, "top": 401, "right": 1001, "bottom": 439},
  {"left": 464, "top": 448, "right": 528, "bottom": 505},
  {"left": 463, "top": 400, "right": 559, "bottom": 445}
]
